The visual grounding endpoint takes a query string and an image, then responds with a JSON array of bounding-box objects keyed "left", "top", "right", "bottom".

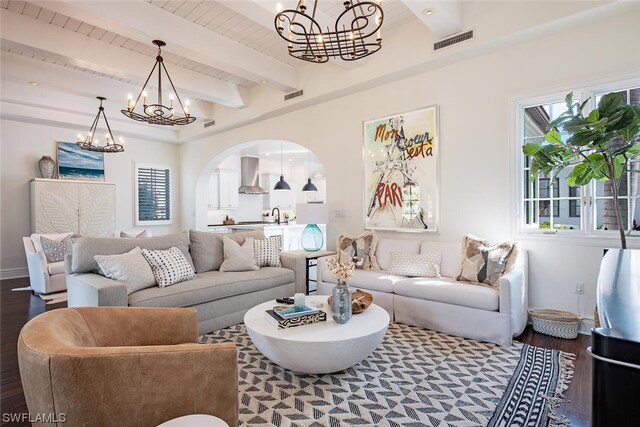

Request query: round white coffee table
[{"left": 244, "top": 296, "right": 390, "bottom": 374}]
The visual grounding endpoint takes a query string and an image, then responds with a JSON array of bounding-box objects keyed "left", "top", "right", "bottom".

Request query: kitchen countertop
[{"left": 224, "top": 222, "right": 305, "bottom": 229}]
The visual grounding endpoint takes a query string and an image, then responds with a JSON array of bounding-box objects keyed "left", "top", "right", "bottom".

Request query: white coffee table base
[{"left": 244, "top": 296, "right": 390, "bottom": 374}]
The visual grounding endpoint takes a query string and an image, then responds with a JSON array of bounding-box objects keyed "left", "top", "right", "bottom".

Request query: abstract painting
[
  {"left": 363, "top": 106, "right": 439, "bottom": 232},
  {"left": 57, "top": 142, "right": 105, "bottom": 181}
]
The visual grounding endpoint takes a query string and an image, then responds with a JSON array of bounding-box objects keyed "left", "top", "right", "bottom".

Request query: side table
[{"left": 281, "top": 249, "right": 336, "bottom": 294}]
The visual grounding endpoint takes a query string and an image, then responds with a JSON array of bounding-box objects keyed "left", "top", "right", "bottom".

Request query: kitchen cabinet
[
  {"left": 218, "top": 168, "right": 239, "bottom": 209},
  {"left": 30, "top": 179, "right": 115, "bottom": 236},
  {"left": 303, "top": 177, "right": 326, "bottom": 203},
  {"left": 206, "top": 226, "right": 229, "bottom": 233},
  {"left": 207, "top": 172, "right": 219, "bottom": 209},
  {"left": 262, "top": 173, "right": 296, "bottom": 209}
]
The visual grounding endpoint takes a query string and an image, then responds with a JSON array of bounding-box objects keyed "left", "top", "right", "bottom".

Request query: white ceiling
[{"left": 1, "top": 0, "right": 632, "bottom": 148}]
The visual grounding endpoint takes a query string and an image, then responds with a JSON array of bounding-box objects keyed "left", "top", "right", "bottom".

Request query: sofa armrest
[
  {"left": 280, "top": 252, "right": 308, "bottom": 294},
  {"left": 316, "top": 255, "right": 335, "bottom": 289},
  {"left": 498, "top": 269, "right": 527, "bottom": 336},
  {"left": 23, "top": 237, "right": 50, "bottom": 293},
  {"left": 67, "top": 273, "right": 128, "bottom": 307},
  {"left": 45, "top": 343, "right": 238, "bottom": 427}
]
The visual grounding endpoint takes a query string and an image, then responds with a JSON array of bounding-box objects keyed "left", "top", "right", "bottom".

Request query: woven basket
[{"left": 529, "top": 309, "right": 579, "bottom": 339}]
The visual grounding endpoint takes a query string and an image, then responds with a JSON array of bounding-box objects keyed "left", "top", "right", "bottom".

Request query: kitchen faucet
[{"left": 271, "top": 207, "right": 280, "bottom": 225}]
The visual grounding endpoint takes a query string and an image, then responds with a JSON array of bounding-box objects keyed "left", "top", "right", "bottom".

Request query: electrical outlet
[{"left": 575, "top": 281, "right": 585, "bottom": 295}]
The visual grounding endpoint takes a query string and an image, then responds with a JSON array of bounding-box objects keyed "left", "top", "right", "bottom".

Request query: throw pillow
[
  {"left": 31, "top": 232, "right": 72, "bottom": 254},
  {"left": 189, "top": 229, "right": 266, "bottom": 273},
  {"left": 141, "top": 247, "right": 196, "bottom": 287},
  {"left": 40, "top": 235, "right": 72, "bottom": 263},
  {"left": 220, "top": 236, "right": 259, "bottom": 272},
  {"left": 94, "top": 247, "right": 156, "bottom": 294},
  {"left": 387, "top": 252, "right": 442, "bottom": 278},
  {"left": 336, "top": 231, "right": 380, "bottom": 270},
  {"left": 456, "top": 235, "right": 517, "bottom": 286},
  {"left": 253, "top": 236, "right": 281, "bottom": 267},
  {"left": 120, "top": 230, "right": 149, "bottom": 238}
]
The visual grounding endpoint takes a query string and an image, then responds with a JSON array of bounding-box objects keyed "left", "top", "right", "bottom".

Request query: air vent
[
  {"left": 204, "top": 120, "right": 216, "bottom": 128},
  {"left": 434, "top": 30, "right": 474, "bottom": 51},
  {"left": 284, "top": 90, "right": 304, "bottom": 101}
]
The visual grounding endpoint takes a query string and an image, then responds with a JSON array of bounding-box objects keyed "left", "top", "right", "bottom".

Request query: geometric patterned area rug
[{"left": 201, "top": 323, "right": 574, "bottom": 427}]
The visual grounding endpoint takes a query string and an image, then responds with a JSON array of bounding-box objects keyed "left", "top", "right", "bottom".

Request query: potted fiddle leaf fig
[{"left": 523, "top": 92, "right": 640, "bottom": 248}]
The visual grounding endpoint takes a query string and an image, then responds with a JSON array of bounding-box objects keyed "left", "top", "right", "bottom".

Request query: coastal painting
[
  {"left": 363, "top": 106, "right": 439, "bottom": 232},
  {"left": 57, "top": 142, "right": 105, "bottom": 181}
]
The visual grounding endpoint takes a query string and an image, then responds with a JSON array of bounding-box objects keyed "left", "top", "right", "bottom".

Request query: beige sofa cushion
[
  {"left": 71, "top": 231, "right": 193, "bottom": 274},
  {"left": 394, "top": 277, "right": 499, "bottom": 311},
  {"left": 128, "top": 267, "right": 294, "bottom": 307},
  {"left": 189, "top": 230, "right": 266, "bottom": 273},
  {"left": 321, "top": 268, "right": 404, "bottom": 293}
]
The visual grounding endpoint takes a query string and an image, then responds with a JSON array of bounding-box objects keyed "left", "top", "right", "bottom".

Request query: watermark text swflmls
[{"left": 2, "top": 412, "right": 66, "bottom": 423}]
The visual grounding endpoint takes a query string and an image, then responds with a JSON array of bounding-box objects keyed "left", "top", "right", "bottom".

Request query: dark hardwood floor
[{"left": 0, "top": 277, "right": 592, "bottom": 426}]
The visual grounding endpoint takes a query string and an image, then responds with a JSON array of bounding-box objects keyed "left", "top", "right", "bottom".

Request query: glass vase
[
  {"left": 301, "top": 223, "right": 323, "bottom": 252},
  {"left": 331, "top": 283, "right": 352, "bottom": 324}
]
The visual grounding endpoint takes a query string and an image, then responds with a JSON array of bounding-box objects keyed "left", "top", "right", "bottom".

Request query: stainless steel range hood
[{"left": 238, "top": 156, "right": 267, "bottom": 194}]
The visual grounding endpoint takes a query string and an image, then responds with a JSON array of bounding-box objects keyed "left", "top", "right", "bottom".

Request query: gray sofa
[{"left": 66, "top": 230, "right": 306, "bottom": 334}]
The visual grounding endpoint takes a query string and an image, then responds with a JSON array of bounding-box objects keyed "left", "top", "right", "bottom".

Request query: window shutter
[{"left": 137, "top": 166, "right": 170, "bottom": 222}]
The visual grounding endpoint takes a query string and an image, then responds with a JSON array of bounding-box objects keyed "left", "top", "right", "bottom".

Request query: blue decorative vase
[
  {"left": 331, "top": 283, "right": 352, "bottom": 324},
  {"left": 301, "top": 223, "right": 323, "bottom": 252}
]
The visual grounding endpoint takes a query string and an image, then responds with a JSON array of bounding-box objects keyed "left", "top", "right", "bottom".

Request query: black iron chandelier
[
  {"left": 122, "top": 40, "right": 195, "bottom": 126},
  {"left": 77, "top": 97, "right": 124, "bottom": 153},
  {"left": 275, "top": 0, "right": 383, "bottom": 63}
]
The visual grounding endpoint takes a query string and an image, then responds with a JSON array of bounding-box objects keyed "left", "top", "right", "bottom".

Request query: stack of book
[{"left": 265, "top": 305, "right": 327, "bottom": 329}]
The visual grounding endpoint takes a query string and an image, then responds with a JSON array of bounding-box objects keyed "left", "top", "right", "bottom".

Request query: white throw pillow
[
  {"left": 31, "top": 232, "right": 72, "bottom": 254},
  {"left": 387, "top": 251, "right": 442, "bottom": 278},
  {"left": 253, "top": 236, "right": 281, "bottom": 267},
  {"left": 141, "top": 247, "right": 196, "bottom": 287},
  {"left": 120, "top": 229, "right": 150, "bottom": 238},
  {"left": 220, "top": 236, "right": 259, "bottom": 272},
  {"left": 94, "top": 247, "right": 156, "bottom": 295}
]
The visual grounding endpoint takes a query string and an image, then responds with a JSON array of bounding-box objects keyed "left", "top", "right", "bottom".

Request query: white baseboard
[
  {"left": 0, "top": 268, "right": 29, "bottom": 280},
  {"left": 579, "top": 318, "right": 595, "bottom": 335}
]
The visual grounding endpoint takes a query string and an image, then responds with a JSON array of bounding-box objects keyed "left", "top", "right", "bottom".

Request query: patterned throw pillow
[
  {"left": 387, "top": 252, "right": 442, "bottom": 278},
  {"left": 141, "top": 247, "right": 196, "bottom": 287},
  {"left": 456, "top": 235, "right": 518, "bottom": 287},
  {"left": 94, "top": 247, "right": 156, "bottom": 294},
  {"left": 120, "top": 230, "right": 149, "bottom": 238},
  {"left": 336, "top": 231, "right": 380, "bottom": 270},
  {"left": 253, "top": 236, "right": 281, "bottom": 267},
  {"left": 220, "top": 236, "right": 259, "bottom": 272},
  {"left": 40, "top": 235, "right": 72, "bottom": 263}
]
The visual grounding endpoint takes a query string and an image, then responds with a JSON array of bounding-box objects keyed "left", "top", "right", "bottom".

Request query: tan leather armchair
[{"left": 18, "top": 307, "right": 238, "bottom": 427}]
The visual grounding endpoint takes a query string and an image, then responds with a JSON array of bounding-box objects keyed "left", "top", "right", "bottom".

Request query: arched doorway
[{"left": 194, "top": 140, "right": 326, "bottom": 231}]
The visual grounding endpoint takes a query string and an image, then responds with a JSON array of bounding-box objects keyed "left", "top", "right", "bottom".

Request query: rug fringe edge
[{"left": 540, "top": 350, "right": 576, "bottom": 427}]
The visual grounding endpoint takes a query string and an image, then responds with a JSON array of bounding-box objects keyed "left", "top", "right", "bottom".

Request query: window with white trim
[
  {"left": 135, "top": 163, "right": 171, "bottom": 225},
  {"left": 518, "top": 84, "right": 639, "bottom": 236}
]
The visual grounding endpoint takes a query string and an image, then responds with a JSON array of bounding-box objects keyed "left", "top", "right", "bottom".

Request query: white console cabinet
[{"left": 30, "top": 179, "right": 116, "bottom": 236}]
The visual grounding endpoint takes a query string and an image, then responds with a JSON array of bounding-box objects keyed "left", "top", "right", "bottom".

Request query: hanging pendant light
[
  {"left": 76, "top": 97, "right": 124, "bottom": 153},
  {"left": 302, "top": 150, "right": 318, "bottom": 192},
  {"left": 275, "top": 0, "right": 384, "bottom": 63},
  {"left": 122, "top": 40, "right": 195, "bottom": 126},
  {"left": 273, "top": 141, "right": 291, "bottom": 191}
]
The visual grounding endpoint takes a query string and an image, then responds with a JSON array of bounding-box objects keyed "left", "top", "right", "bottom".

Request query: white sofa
[{"left": 317, "top": 237, "right": 528, "bottom": 346}]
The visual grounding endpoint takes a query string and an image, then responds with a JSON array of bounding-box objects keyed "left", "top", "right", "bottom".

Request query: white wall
[
  {"left": 180, "top": 10, "right": 640, "bottom": 330},
  {"left": 0, "top": 119, "right": 181, "bottom": 277}
]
